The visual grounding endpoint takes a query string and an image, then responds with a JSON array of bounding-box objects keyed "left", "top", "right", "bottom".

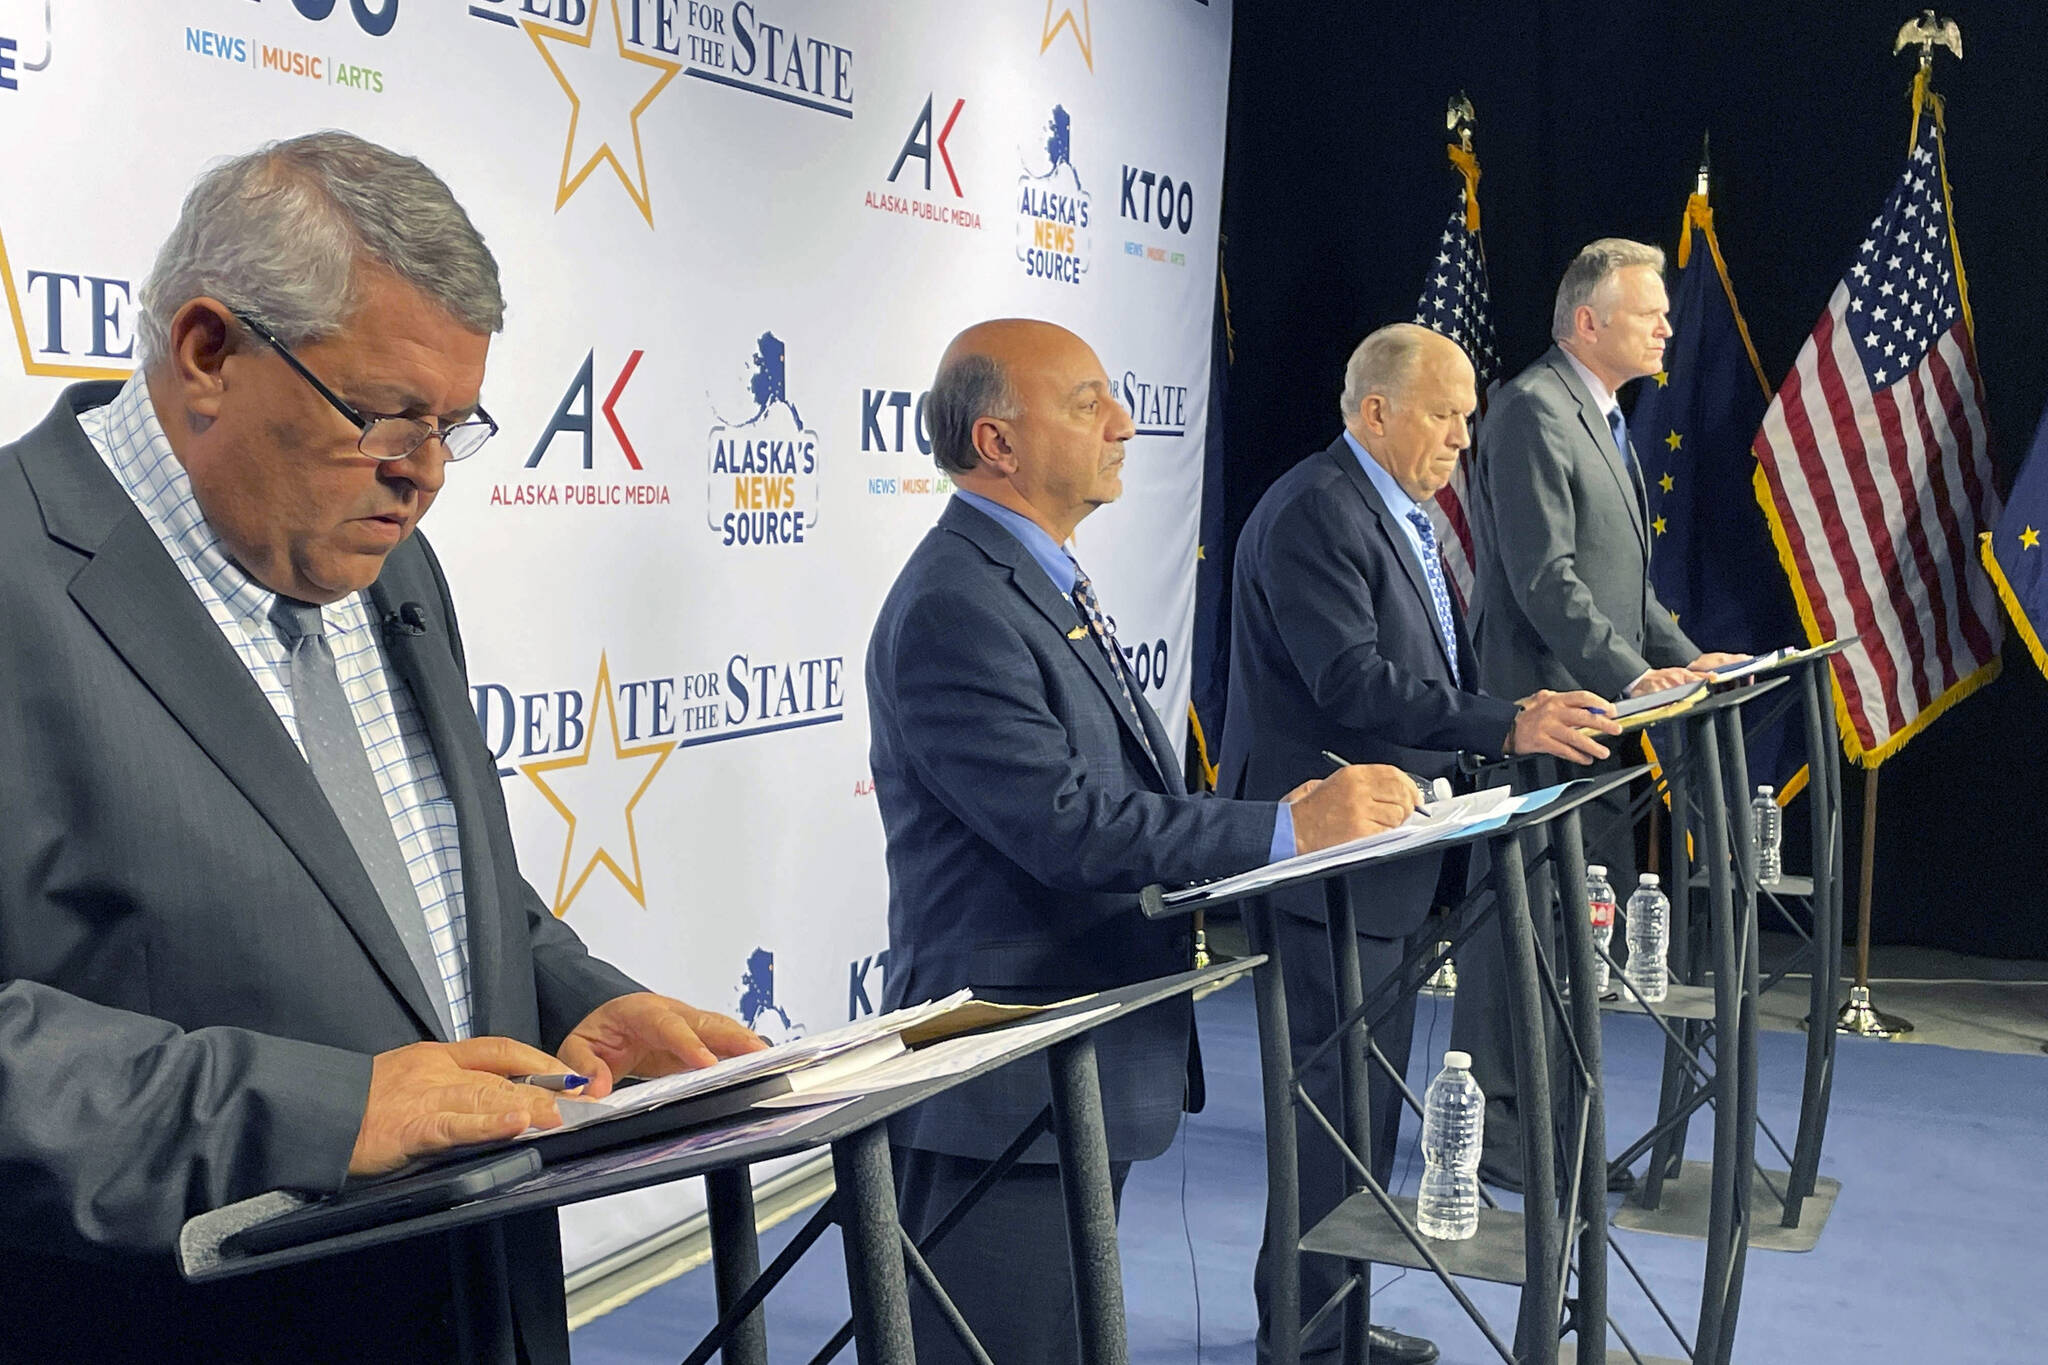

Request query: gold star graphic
[
  {"left": 1653, "top": 370, "right": 1670, "bottom": 387},
  {"left": 1664, "top": 430, "right": 1683, "bottom": 451},
  {"left": 1659, "top": 472, "right": 1675, "bottom": 493},
  {"left": 1652, "top": 516, "right": 1668, "bottom": 536},
  {"left": 1041, "top": 0, "right": 1094, "bottom": 70},
  {"left": 526, "top": 0, "right": 680, "bottom": 227},
  {"left": 2023, "top": 525, "right": 2042, "bottom": 550},
  {"left": 522, "top": 654, "right": 678, "bottom": 917}
]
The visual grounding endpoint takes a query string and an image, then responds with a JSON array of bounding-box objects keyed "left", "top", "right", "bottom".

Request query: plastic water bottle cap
[
  {"left": 1639, "top": 873, "right": 1660, "bottom": 886},
  {"left": 1586, "top": 863, "right": 1607, "bottom": 877},
  {"left": 1757, "top": 785, "right": 1774, "bottom": 796},
  {"left": 1444, "top": 1050, "right": 1472, "bottom": 1069}
]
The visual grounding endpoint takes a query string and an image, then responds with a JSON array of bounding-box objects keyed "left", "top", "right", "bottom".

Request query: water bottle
[
  {"left": 1625, "top": 873, "right": 1670, "bottom": 1003},
  {"left": 1751, "top": 785, "right": 1782, "bottom": 886},
  {"left": 1417, "top": 1051, "right": 1485, "bottom": 1240},
  {"left": 1585, "top": 864, "right": 1617, "bottom": 996}
]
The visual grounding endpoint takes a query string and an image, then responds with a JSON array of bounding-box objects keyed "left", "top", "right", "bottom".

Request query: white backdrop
[{"left": 0, "top": 0, "right": 1232, "bottom": 1270}]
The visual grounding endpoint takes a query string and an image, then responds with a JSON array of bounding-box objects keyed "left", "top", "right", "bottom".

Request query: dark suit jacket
[
  {"left": 0, "top": 384, "right": 645, "bottom": 1364},
  {"left": 1467, "top": 346, "right": 1698, "bottom": 700},
  {"left": 867, "top": 498, "right": 1276, "bottom": 1163},
  {"left": 1218, "top": 436, "right": 1520, "bottom": 939}
]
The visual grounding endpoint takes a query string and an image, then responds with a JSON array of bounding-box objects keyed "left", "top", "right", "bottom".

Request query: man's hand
[
  {"left": 1687, "top": 652, "right": 1748, "bottom": 673},
  {"left": 1507, "top": 689, "right": 1623, "bottom": 764},
  {"left": 1290, "top": 764, "right": 1421, "bottom": 854},
  {"left": 349, "top": 1036, "right": 574, "bottom": 1177},
  {"left": 556, "top": 993, "right": 769, "bottom": 1100},
  {"left": 1627, "top": 666, "right": 1706, "bottom": 697}
]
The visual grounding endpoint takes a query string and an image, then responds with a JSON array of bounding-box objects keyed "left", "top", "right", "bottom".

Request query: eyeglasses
[{"left": 232, "top": 310, "right": 498, "bottom": 462}]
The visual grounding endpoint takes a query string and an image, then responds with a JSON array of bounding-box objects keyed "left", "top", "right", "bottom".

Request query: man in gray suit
[
  {"left": 1459, "top": 239, "right": 1738, "bottom": 1182},
  {"left": 0, "top": 133, "right": 760, "bottom": 1363}
]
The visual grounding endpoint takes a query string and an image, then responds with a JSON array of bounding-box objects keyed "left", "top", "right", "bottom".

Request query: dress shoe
[{"left": 1368, "top": 1323, "right": 1440, "bottom": 1363}]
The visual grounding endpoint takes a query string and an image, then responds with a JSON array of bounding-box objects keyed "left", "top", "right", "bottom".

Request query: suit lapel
[
  {"left": 1326, "top": 440, "right": 1458, "bottom": 677},
  {"left": 942, "top": 500, "right": 1174, "bottom": 791},
  {"left": 1547, "top": 349, "right": 1649, "bottom": 553},
  {"left": 370, "top": 568, "right": 506, "bottom": 1036},
  {"left": 29, "top": 392, "right": 451, "bottom": 1041}
]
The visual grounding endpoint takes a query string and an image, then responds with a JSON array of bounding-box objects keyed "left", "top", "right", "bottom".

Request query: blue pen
[{"left": 509, "top": 1073, "right": 589, "bottom": 1091}]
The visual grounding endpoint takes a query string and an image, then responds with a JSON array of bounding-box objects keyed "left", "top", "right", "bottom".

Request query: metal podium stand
[
  {"left": 181, "top": 962, "right": 1250, "bottom": 1365},
  {"left": 1141, "top": 770, "right": 1640, "bottom": 1365}
]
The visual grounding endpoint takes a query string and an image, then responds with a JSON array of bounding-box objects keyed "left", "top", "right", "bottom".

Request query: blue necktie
[
  {"left": 1405, "top": 509, "right": 1460, "bottom": 677},
  {"left": 1608, "top": 406, "right": 1650, "bottom": 521},
  {"left": 1066, "top": 556, "right": 1160, "bottom": 771}
]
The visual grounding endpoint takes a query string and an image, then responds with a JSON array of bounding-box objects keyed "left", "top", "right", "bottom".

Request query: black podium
[
  {"left": 180, "top": 960, "right": 1252, "bottom": 1365},
  {"left": 1141, "top": 771, "right": 1640, "bottom": 1365}
]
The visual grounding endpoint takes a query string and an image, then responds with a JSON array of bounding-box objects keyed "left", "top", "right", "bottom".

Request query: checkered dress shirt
[{"left": 79, "top": 376, "right": 474, "bottom": 1038}]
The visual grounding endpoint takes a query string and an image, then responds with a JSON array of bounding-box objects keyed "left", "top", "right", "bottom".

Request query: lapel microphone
[{"left": 383, "top": 602, "right": 430, "bottom": 637}]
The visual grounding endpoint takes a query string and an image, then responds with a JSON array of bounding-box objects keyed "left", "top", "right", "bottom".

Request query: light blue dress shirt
[
  {"left": 949, "top": 491, "right": 1294, "bottom": 862},
  {"left": 1342, "top": 429, "right": 1437, "bottom": 583}
]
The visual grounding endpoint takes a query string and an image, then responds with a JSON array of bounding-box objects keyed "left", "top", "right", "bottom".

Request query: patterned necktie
[
  {"left": 269, "top": 597, "right": 458, "bottom": 1039},
  {"left": 1405, "top": 509, "right": 1461, "bottom": 676},
  {"left": 1066, "top": 556, "right": 1160, "bottom": 771}
]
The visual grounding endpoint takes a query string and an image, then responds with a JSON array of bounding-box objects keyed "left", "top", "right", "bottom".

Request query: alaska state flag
[
  {"left": 1632, "top": 191, "right": 1807, "bottom": 794},
  {"left": 1982, "top": 404, "right": 2048, "bottom": 680}
]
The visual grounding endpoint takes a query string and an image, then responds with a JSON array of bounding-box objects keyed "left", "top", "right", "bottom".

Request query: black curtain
[{"left": 1215, "top": 1, "right": 2048, "bottom": 956}]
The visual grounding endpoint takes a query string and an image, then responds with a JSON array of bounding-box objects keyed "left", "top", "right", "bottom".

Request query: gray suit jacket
[
  {"left": 0, "top": 384, "right": 644, "bottom": 1363},
  {"left": 1468, "top": 346, "right": 1698, "bottom": 700}
]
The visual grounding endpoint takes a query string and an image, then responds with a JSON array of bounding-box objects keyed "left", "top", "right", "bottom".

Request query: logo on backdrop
[
  {"left": 490, "top": 346, "right": 673, "bottom": 508},
  {"left": 670, "top": 0, "right": 855, "bottom": 118},
  {"left": 475, "top": 649, "right": 847, "bottom": 912},
  {"left": 1039, "top": 1, "right": 1093, "bottom": 71},
  {"left": 846, "top": 948, "right": 890, "bottom": 1018},
  {"left": 178, "top": 0, "right": 392, "bottom": 93},
  {"left": 736, "top": 948, "right": 805, "bottom": 1042},
  {"left": 0, "top": 0, "right": 52, "bottom": 93},
  {"left": 1118, "top": 164, "right": 1193, "bottom": 268},
  {"left": 707, "top": 332, "right": 821, "bottom": 546},
  {"left": 515, "top": 654, "right": 678, "bottom": 917},
  {"left": 466, "top": 0, "right": 680, "bottom": 225},
  {"left": 866, "top": 93, "right": 983, "bottom": 231},
  {"left": 0, "top": 226, "right": 135, "bottom": 381},
  {"left": 860, "top": 384, "right": 953, "bottom": 498},
  {"left": 1114, "top": 368, "right": 1189, "bottom": 440},
  {"left": 1016, "top": 105, "right": 1091, "bottom": 286}
]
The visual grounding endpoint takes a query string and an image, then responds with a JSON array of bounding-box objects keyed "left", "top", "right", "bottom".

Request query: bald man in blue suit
[{"left": 867, "top": 318, "right": 1422, "bottom": 1364}]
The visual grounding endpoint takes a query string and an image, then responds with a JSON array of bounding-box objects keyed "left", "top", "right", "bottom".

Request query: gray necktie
[{"left": 269, "top": 597, "right": 456, "bottom": 1039}]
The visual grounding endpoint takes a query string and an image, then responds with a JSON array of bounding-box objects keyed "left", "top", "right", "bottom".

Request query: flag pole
[
  {"left": 1834, "top": 10, "right": 1961, "bottom": 1039},
  {"left": 1837, "top": 767, "right": 1912, "bottom": 1035},
  {"left": 1423, "top": 92, "right": 1479, "bottom": 1000}
]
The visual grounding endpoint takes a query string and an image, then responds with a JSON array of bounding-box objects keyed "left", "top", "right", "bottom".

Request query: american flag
[
  {"left": 1752, "top": 95, "right": 2002, "bottom": 765},
  {"left": 1414, "top": 183, "right": 1500, "bottom": 605}
]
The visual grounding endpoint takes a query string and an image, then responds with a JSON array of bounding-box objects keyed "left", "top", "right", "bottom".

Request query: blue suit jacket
[
  {"left": 868, "top": 498, "right": 1276, "bottom": 1162},
  {"left": 1218, "top": 436, "right": 1520, "bottom": 938}
]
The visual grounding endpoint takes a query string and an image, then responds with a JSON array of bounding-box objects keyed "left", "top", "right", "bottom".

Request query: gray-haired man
[
  {"left": 0, "top": 133, "right": 761, "bottom": 1363},
  {"left": 1460, "top": 239, "right": 1738, "bottom": 1186}
]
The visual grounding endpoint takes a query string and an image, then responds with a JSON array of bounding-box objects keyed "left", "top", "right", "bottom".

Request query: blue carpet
[{"left": 572, "top": 977, "right": 2048, "bottom": 1363}]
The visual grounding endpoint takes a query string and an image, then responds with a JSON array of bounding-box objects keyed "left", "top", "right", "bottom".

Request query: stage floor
[{"left": 571, "top": 969, "right": 2048, "bottom": 1364}]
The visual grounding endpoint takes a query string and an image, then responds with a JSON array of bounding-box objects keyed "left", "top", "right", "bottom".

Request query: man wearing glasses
[{"left": 0, "top": 133, "right": 760, "bottom": 1363}]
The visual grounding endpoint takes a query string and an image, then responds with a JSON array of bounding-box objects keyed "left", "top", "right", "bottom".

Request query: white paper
[{"left": 753, "top": 1005, "right": 1122, "bottom": 1107}]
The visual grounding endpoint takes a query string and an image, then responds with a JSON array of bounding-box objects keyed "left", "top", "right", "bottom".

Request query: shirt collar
[
  {"left": 952, "top": 489, "right": 1079, "bottom": 595},
  {"left": 1560, "top": 347, "right": 1621, "bottom": 418},
  {"left": 1341, "top": 428, "right": 1425, "bottom": 524},
  {"left": 79, "top": 373, "right": 341, "bottom": 636}
]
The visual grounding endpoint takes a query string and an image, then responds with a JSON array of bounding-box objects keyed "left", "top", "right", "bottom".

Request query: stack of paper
[{"left": 1161, "top": 782, "right": 1577, "bottom": 908}]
